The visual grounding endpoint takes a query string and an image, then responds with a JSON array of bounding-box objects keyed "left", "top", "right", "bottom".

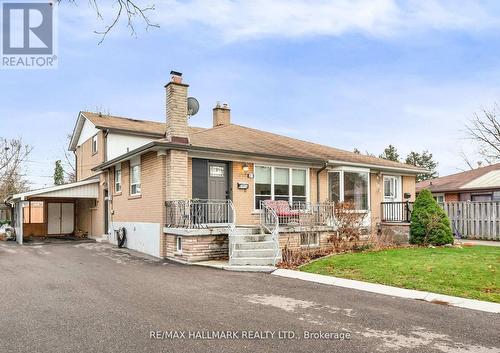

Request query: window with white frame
[
  {"left": 254, "top": 166, "right": 308, "bottom": 209},
  {"left": 130, "top": 158, "right": 141, "bottom": 196},
  {"left": 91, "top": 134, "right": 98, "bottom": 155},
  {"left": 434, "top": 194, "right": 444, "bottom": 204},
  {"left": 328, "top": 170, "right": 369, "bottom": 210},
  {"left": 383, "top": 175, "right": 401, "bottom": 201},
  {"left": 114, "top": 165, "right": 122, "bottom": 193},
  {"left": 300, "top": 232, "right": 319, "bottom": 247}
]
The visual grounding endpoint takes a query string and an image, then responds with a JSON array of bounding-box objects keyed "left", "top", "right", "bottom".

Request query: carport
[{"left": 8, "top": 179, "right": 99, "bottom": 244}]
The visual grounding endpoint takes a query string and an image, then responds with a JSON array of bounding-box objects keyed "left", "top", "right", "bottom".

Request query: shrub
[{"left": 410, "top": 189, "right": 453, "bottom": 245}]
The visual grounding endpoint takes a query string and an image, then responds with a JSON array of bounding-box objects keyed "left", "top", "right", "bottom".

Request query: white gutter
[{"left": 326, "top": 159, "right": 428, "bottom": 175}]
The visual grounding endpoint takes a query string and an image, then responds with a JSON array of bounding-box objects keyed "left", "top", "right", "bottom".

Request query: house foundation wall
[
  {"left": 377, "top": 222, "right": 410, "bottom": 245},
  {"left": 164, "top": 233, "right": 229, "bottom": 262}
]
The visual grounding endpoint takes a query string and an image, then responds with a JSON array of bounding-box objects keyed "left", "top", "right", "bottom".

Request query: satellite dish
[{"left": 187, "top": 97, "right": 200, "bottom": 116}]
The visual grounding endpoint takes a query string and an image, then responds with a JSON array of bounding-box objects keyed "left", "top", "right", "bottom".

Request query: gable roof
[
  {"left": 69, "top": 111, "right": 205, "bottom": 151},
  {"left": 416, "top": 163, "right": 500, "bottom": 192},
  {"left": 186, "top": 124, "right": 424, "bottom": 172},
  {"left": 73, "top": 111, "right": 426, "bottom": 173}
]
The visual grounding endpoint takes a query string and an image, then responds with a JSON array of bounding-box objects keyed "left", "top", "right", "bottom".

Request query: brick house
[
  {"left": 416, "top": 163, "right": 500, "bottom": 203},
  {"left": 8, "top": 72, "right": 425, "bottom": 267}
]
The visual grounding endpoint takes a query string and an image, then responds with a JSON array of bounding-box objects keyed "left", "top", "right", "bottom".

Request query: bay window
[
  {"left": 254, "top": 166, "right": 308, "bottom": 209},
  {"left": 328, "top": 170, "right": 369, "bottom": 210}
]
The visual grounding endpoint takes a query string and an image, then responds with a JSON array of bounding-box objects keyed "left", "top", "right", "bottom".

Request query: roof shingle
[{"left": 82, "top": 111, "right": 424, "bottom": 172}]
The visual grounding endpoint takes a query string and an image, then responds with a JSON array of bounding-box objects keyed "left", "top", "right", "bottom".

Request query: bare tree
[
  {"left": 466, "top": 104, "right": 500, "bottom": 162},
  {"left": 58, "top": 0, "right": 159, "bottom": 43},
  {"left": 0, "top": 138, "right": 32, "bottom": 200},
  {"left": 63, "top": 134, "right": 77, "bottom": 183}
]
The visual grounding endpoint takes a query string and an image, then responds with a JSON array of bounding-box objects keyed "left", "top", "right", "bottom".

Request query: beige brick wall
[
  {"left": 166, "top": 150, "right": 189, "bottom": 200},
  {"left": 165, "top": 82, "right": 189, "bottom": 140},
  {"left": 231, "top": 162, "right": 259, "bottom": 226},
  {"left": 164, "top": 234, "right": 228, "bottom": 262},
  {"left": 309, "top": 168, "right": 328, "bottom": 203},
  {"left": 370, "top": 173, "right": 383, "bottom": 224},
  {"left": 402, "top": 175, "right": 416, "bottom": 201},
  {"left": 76, "top": 131, "right": 105, "bottom": 181},
  {"left": 110, "top": 151, "right": 165, "bottom": 224}
]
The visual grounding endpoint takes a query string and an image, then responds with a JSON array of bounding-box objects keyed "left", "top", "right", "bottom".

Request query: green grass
[{"left": 301, "top": 246, "right": 500, "bottom": 303}]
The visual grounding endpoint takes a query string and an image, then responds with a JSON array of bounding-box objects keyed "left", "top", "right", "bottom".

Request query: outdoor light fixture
[{"left": 242, "top": 163, "right": 249, "bottom": 172}]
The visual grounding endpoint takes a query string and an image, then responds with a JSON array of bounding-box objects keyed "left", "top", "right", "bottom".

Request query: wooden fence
[{"left": 442, "top": 201, "right": 500, "bottom": 240}]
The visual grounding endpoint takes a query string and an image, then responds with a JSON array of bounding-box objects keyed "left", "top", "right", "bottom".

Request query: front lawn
[{"left": 301, "top": 246, "right": 500, "bottom": 303}]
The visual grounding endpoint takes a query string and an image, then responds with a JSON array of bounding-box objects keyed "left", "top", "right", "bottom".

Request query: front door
[
  {"left": 208, "top": 162, "right": 229, "bottom": 200},
  {"left": 207, "top": 162, "right": 229, "bottom": 224},
  {"left": 383, "top": 176, "right": 401, "bottom": 202},
  {"left": 383, "top": 176, "right": 402, "bottom": 221}
]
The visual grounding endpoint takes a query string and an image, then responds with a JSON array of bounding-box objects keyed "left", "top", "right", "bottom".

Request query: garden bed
[{"left": 301, "top": 245, "right": 500, "bottom": 303}]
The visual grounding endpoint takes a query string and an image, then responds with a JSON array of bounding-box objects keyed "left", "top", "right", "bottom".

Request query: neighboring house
[
  {"left": 7, "top": 71, "right": 425, "bottom": 266},
  {"left": 416, "top": 163, "right": 500, "bottom": 203},
  {"left": 0, "top": 204, "right": 11, "bottom": 221}
]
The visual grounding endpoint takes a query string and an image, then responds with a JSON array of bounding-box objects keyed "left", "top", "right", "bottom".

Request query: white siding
[
  {"left": 77, "top": 118, "right": 99, "bottom": 146},
  {"left": 36, "top": 183, "right": 98, "bottom": 198},
  {"left": 106, "top": 133, "right": 154, "bottom": 160}
]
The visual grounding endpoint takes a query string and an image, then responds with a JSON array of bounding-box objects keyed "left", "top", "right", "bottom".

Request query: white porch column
[{"left": 16, "top": 201, "right": 23, "bottom": 245}]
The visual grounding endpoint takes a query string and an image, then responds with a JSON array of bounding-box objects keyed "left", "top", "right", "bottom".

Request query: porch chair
[{"left": 263, "top": 200, "right": 300, "bottom": 226}]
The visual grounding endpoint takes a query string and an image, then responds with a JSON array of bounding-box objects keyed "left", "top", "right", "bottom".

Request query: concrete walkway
[{"left": 458, "top": 239, "right": 500, "bottom": 247}]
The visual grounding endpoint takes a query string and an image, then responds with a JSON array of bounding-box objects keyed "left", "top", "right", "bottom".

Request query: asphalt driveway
[{"left": 0, "top": 242, "right": 498, "bottom": 353}]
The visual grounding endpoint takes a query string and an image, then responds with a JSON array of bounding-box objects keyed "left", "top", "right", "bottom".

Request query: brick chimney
[
  {"left": 165, "top": 71, "right": 189, "bottom": 143},
  {"left": 213, "top": 102, "right": 231, "bottom": 127}
]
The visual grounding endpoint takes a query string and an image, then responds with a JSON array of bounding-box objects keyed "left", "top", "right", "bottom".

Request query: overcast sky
[{"left": 2, "top": 0, "right": 500, "bottom": 188}]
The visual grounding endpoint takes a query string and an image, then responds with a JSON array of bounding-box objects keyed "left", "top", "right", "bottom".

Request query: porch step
[
  {"left": 233, "top": 227, "right": 261, "bottom": 235},
  {"left": 235, "top": 240, "right": 275, "bottom": 250},
  {"left": 229, "top": 256, "right": 281, "bottom": 266},
  {"left": 231, "top": 234, "right": 272, "bottom": 243},
  {"left": 232, "top": 248, "right": 276, "bottom": 258}
]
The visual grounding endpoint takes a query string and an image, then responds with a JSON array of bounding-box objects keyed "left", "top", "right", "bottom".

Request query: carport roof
[{"left": 9, "top": 178, "right": 99, "bottom": 202}]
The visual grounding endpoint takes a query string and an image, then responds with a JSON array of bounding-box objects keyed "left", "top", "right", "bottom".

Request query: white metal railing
[
  {"left": 260, "top": 201, "right": 280, "bottom": 265},
  {"left": 165, "top": 199, "right": 233, "bottom": 228},
  {"left": 227, "top": 199, "right": 237, "bottom": 259}
]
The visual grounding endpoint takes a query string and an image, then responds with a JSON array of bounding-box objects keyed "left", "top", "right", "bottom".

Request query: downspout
[{"left": 316, "top": 162, "right": 328, "bottom": 202}]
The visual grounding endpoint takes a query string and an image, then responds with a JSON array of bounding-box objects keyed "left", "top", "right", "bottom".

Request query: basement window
[
  {"left": 300, "top": 232, "right": 319, "bottom": 247},
  {"left": 176, "top": 236, "right": 182, "bottom": 254}
]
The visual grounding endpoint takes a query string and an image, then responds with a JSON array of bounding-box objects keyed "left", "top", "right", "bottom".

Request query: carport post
[{"left": 16, "top": 201, "right": 23, "bottom": 245}]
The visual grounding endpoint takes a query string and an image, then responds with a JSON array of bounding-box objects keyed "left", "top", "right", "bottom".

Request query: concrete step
[
  {"left": 231, "top": 234, "right": 273, "bottom": 243},
  {"left": 235, "top": 240, "right": 276, "bottom": 250},
  {"left": 232, "top": 248, "right": 276, "bottom": 258},
  {"left": 233, "top": 227, "right": 262, "bottom": 235},
  {"left": 229, "top": 256, "right": 281, "bottom": 266}
]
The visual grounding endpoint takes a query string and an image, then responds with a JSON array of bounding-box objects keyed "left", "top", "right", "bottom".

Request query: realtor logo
[{"left": 1, "top": 1, "right": 58, "bottom": 69}]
